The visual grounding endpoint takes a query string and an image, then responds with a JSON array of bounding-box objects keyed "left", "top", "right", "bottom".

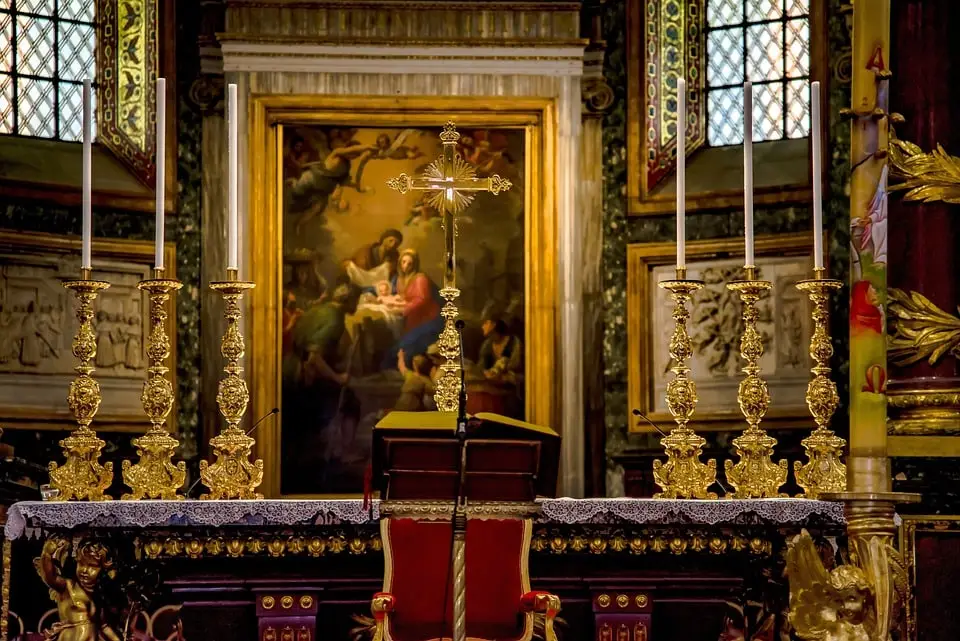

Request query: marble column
[{"left": 887, "top": 0, "right": 960, "bottom": 438}]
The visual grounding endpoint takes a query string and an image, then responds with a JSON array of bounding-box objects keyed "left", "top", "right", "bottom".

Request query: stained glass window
[
  {"left": 705, "top": 0, "right": 809, "bottom": 146},
  {"left": 0, "top": 0, "right": 96, "bottom": 141}
]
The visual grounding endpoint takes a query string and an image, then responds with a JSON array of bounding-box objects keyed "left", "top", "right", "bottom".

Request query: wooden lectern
[{"left": 365, "top": 411, "right": 562, "bottom": 641}]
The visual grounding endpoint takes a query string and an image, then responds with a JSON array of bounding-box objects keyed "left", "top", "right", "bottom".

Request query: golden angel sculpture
[
  {"left": 786, "top": 531, "right": 877, "bottom": 641},
  {"left": 34, "top": 537, "right": 122, "bottom": 641}
]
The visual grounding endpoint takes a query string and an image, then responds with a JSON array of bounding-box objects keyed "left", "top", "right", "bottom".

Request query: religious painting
[
  {"left": 0, "top": 231, "right": 176, "bottom": 432},
  {"left": 276, "top": 122, "right": 528, "bottom": 496},
  {"left": 627, "top": 233, "right": 816, "bottom": 432}
]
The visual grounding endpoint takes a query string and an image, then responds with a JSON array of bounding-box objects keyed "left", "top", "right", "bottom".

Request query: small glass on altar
[{"left": 40, "top": 484, "right": 60, "bottom": 501}]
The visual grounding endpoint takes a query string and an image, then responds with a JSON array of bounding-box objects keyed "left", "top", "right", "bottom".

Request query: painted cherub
[{"left": 35, "top": 537, "right": 122, "bottom": 641}]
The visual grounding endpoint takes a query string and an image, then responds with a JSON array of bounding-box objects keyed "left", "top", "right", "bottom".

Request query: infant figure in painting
[
  {"left": 374, "top": 280, "right": 405, "bottom": 311},
  {"left": 35, "top": 538, "right": 122, "bottom": 641}
]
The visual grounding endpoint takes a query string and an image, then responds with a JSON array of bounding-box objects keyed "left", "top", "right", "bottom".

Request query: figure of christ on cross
[{"left": 386, "top": 121, "right": 512, "bottom": 412}]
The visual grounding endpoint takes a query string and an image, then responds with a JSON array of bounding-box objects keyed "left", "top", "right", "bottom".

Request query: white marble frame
[{"left": 204, "top": 42, "right": 586, "bottom": 497}]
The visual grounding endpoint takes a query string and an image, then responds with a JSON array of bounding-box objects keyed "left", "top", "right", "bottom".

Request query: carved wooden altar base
[{"left": 4, "top": 499, "right": 845, "bottom": 641}]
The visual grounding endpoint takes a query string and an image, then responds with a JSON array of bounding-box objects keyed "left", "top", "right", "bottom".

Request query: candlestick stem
[
  {"left": 122, "top": 274, "right": 186, "bottom": 499},
  {"left": 200, "top": 276, "right": 263, "bottom": 499},
  {"left": 724, "top": 270, "right": 788, "bottom": 498},
  {"left": 48, "top": 274, "right": 113, "bottom": 501},
  {"left": 794, "top": 271, "right": 846, "bottom": 498},
  {"left": 653, "top": 276, "right": 717, "bottom": 498}
]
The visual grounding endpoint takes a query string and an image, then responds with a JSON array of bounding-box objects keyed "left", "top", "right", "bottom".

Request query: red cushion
[{"left": 382, "top": 517, "right": 530, "bottom": 641}]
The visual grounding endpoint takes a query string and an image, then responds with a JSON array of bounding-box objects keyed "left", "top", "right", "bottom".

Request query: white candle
[
  {"left": 155, "top": 77, "right": 166, "bottom": 271},
  {"left": 227, "top": 83, "right": 238, "bottom": 272},
  {"left": 811, "top": 81, "right": 824, "bottom": 270},
  {"left": 743, "top": 81, "right": 755, "bottom": 267},
  {"left": 81, "top": 79, "right": 92, "bottom": 270},
  {"left": 676, "top": 77, "right": 686, "bottom": 270}
]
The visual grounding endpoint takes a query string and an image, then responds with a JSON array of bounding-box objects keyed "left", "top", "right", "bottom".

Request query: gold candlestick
[
  {"left": 48, "top": 269, "right": 114, "bottom": 501},
  {"left": 122, "top": 269, "right": 186, "bottom": 499},
  {"left": 200, "top": 268, "right": 263, "bottom": 499},
  {"left": 653, "top": 268, "right": 718, "bottom": 498},
  {"left": 794, "top": 268, "right": 846, "bottom": 498},
  {"left": 724, "top": 266, "right": 788, "bottom": 498}
]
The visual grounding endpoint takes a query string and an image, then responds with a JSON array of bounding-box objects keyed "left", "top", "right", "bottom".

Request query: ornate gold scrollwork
[
  {"left": 889, "top": 136, "right": 960, "bottom": 204},
  {"left": 888, "top": 288, "right": 960, "bottom": 367}
]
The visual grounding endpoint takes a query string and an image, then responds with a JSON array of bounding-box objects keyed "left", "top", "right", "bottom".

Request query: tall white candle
[
  {"left": 811, "top": 81, "right": 824, "bottom": 270},
  {"left": 676, "top": 77, "right": 686, "bottom": 270},
  {"left": 743, "top": 81, "right": 755, "bottom": 267},
  {"left": 228, "top": 83, "right": 238, "bottom": 272},
  {"left": 155, "top": 77, "right": 166, "bottom": 271},
  {"left": 81, "top": 79, "right": 92, "bottom": 270}
]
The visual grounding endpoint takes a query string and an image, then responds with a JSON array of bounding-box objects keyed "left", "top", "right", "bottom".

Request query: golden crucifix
[{"left": 387, "top": 122, "right": 512, "bottom": 412}]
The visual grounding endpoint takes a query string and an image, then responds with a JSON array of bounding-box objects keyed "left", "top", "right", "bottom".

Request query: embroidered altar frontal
[{"left": 4, "top": 498, "right": 844, "bottom": 641}]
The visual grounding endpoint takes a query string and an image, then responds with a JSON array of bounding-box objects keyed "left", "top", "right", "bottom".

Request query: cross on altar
[{"left": 387, "top": 121, "right": 512, "bottom": 412}]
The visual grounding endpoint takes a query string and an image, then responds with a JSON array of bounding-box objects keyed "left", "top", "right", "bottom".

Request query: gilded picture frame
[
  {"left": 899, "top": 514, "right": 960, "bottom": 641},
  {"left": 0, "top": 230, "right": 176, "bottom": 432},
  {"left": 627, "top": 232, "right": 816, "bottom": 433},
  {"left": 624, "top": 0, "right": 829, "bottom": 216},
  {"left": 248, "top": 95, "right": 558, "bottom": 498}
]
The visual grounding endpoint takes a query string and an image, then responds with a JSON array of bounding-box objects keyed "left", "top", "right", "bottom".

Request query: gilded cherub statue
[
  {"left": 786, "top": 531, "right": 876, "bottom": 641},
  {"left": 35, "top": 537, "right": 122, "bottom": 641}
]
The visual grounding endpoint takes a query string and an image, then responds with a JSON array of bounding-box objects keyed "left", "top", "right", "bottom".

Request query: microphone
[
  {"left": 632, "top": 408, "right": 668, "bottom": 437},
  {"left": 454, "top": 320, "right": 468, "bottom": 439},
  {"left": 185, "top": 407, "right": 279, "bottom": 498}
]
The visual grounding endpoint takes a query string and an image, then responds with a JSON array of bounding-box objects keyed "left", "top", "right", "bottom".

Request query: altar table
[{"left": 4, "top": 498, "right": 845, "bottom": 641}]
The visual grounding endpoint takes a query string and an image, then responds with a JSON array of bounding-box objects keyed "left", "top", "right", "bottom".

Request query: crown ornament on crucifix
[{"left": 387, "top": 121, "right": 513, "bottom": 412}]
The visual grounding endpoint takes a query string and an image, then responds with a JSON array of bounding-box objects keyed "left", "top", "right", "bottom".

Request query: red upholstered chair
[{"left": 368, "top": 513, "right": 561, "bottom": 641}]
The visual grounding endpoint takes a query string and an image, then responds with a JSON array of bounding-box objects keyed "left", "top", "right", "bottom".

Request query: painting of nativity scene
[{"left": 279, "top": 124, "right": 526, "bottom": 495}]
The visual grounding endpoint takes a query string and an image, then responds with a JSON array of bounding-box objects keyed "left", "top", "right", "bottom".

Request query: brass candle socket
[
  {"left": 48, "top": 270, "right": 114, "bottom": 501},
  {"left": 793, "top": 269, "right": 846, "bottom": 498},
  {"left": 122, "top": 269, "right": 186, "bottom": 499},
  {"left": 653, "top": 272, "right": 718, "bottom": 498},
  {"left": 434, "top": 286, "right": 463, "bottom": 413},
  {"left": 200, "top": 269, "right": 264, "bottom": 499},
  {"left": 724, "top": 268, "right": 788, "bottom": 498}
]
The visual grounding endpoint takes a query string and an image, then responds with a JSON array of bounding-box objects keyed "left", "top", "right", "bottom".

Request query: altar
[{"left": 4, "top": 498, "right": 845, "bottom": 641}]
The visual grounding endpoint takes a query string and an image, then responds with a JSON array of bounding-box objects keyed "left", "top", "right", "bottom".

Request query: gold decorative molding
[
  {"left": 136, "top": 534, "right": 383, "bottom": 559},
  {"left": 889, "top": 137, "right": 960, "bottom": 204},
  {"left": 888, "top": 288, "right": 960, "bottom": 367},
  {"left": 530, "top": 532, "right": 773, "bottom": 557}
]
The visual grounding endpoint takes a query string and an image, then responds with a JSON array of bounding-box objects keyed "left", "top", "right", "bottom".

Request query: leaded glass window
[
  {"left": 0, "top": 0, "right": 96, "bottom": 141},
  {"left": 705, "top": 0, "right": 810, "bottom": 146}
]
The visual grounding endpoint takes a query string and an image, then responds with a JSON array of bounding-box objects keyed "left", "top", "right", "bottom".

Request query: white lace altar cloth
[{"left": 5, "top": 498, "right": 845, "bottom": 540}]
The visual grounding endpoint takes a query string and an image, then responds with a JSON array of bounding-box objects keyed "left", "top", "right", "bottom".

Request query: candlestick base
[
  {"left": 200, "top": 278, "right": 263, "bottom": 500},
  {"left": 793, "top": 275, "right": 846, "bottom": 498},
  {"left": 122, "top": 276, "right": 186, "bottom": 500},
  {"left": 724, "top": 277, "right": 788, "bottom": 498},
  {"left": 48, "top": 277, "right": 113, "bottom": 501},
  {"left": 653, "top": 278, "right": 718, "bottom": 499}
]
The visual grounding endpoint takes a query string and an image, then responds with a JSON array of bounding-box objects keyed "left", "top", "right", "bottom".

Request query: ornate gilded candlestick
[
  {"left": 122, "top": 269, "right": 186, "bottom": 499},
  {"left": 653, "top": 268, "right": 718, "bottom": 498},
  {"left": 724, "top": 266, "right": 788, "bottom": 498},
  {"left": 48, "top": 269, "right": 114, "bottom": 501},
  {"left": 794, "top": 268, "right": 846, "bottom": 498},
  {"left": 200, "top": 268, "right": 264, "bottom": 499}
]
